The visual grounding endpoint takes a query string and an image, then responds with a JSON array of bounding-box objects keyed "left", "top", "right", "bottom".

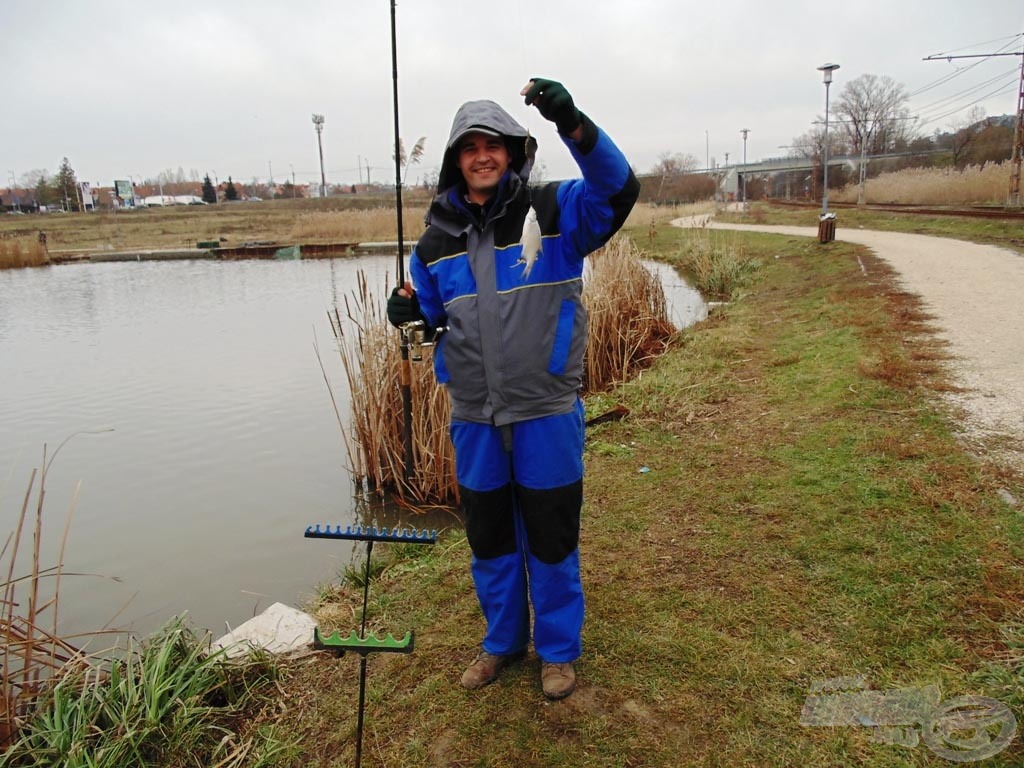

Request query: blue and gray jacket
[{"left": 410, "top": 99, "right": 639, "bottom": 426}]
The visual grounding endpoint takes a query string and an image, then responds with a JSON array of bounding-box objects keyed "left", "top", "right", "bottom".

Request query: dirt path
[{"left": 672, "top": 214, "right": 1024, "bottom": 472}]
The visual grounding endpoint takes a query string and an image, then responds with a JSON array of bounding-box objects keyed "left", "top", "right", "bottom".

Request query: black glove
[
  {"left": 522, "top": 78, "right": 581, "bottom": 136},
  {"left": 387, "top": 285, "right": 425, "bottom": 328}
]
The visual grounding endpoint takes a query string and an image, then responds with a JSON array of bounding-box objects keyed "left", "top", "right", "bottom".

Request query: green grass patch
[
  {"left": 2, "top": 618, "right": 290, "bottom": 767},
  {"left": 230, "top": 225, "right": 1024, "bottom": 767}
]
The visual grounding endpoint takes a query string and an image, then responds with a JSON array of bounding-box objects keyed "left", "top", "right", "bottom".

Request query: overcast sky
[{"left": 3, "top": 1, "right": 1021, "bottom": 190}]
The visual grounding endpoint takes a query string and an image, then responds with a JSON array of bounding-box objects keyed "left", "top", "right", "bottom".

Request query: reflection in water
[{"left": 0, "top": 256, "right": 702, "bottom": 639}]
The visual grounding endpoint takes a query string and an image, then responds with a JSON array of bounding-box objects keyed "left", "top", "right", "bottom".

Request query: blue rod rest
[{"left": 304, "top": 524, "right": 437, "bottom": 544}]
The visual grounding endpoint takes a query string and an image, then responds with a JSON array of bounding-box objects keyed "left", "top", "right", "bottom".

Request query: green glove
[{"left": 522, "top": 78, "right": 581, "bottom": 136}]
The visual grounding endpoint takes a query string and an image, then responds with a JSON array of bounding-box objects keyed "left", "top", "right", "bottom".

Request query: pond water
[{"left": 0, "top": 256, "right": 704, "bottom": 640}]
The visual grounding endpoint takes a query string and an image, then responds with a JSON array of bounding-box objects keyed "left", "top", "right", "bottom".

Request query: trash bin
[{"left": 818, "top": 212, "right": 837, "bottom": 244}]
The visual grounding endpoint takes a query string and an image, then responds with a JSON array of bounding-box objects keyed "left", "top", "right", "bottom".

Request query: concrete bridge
[{"left": 711, "top": 150, "right": 945, "bottom": 199}]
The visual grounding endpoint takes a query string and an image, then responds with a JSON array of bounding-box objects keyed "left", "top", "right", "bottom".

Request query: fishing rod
[{"left": 390, "top": 0, "right": 415, "bottom": 486}]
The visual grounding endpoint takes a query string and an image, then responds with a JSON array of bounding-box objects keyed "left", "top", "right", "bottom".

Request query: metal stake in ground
[{"left": 305, "top": 524, "right": 437, "bottom": 768}]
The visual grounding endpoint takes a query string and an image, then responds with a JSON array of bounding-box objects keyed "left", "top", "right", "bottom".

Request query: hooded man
[{"left": 387, "top": 77, "right": 639, "bottom": 700}]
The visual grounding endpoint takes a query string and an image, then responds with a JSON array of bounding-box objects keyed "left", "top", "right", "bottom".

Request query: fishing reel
[{"left": 399, "top": 320, "right": 444, "bottom": 362}]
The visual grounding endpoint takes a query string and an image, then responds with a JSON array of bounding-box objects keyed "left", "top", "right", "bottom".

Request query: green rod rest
[{"left": 314, "top": 627, "right": 415, "bottom": 655}]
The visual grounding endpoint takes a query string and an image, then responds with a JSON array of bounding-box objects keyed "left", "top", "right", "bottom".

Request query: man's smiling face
[{"left": 457, "top": 132, "right": 510, "bottom": 204}]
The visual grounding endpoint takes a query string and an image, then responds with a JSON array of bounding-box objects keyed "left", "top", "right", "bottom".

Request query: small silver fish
[{"left": 516, "top": 205, "right": 541, "bottom": 279}]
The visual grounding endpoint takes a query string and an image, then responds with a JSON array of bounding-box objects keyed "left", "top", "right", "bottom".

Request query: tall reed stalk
[
  {"left": 2, "top": 451, "right": 83, "bottom": 748},
  {"left": 330, "top": 236, "right": 676, "bottom": 504}
]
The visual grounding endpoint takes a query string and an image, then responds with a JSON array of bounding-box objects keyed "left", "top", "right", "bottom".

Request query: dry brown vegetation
[
  {"left": 331, "top": 236, "right": 676, "bottom": 504},
  {"left": 584, "top": 238, "right": 676, "bottom": 390},
  {"left": 832, "top": 160, "right": 1012, "bottom": 205},
  {"left": 291, "top": 206, "right": 427, "bottom": 244},
  {"left": 1, "top": 458, "right": 83, "bottom": 746},
  {"left": 329, "top": 272, "right": 456, "bottom": 505},
  {"left": 0, "top": 240, "right": 49, "bottom": 270}
]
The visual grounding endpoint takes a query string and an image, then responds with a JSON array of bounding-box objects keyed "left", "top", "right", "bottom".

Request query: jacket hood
[{"left": 437, "top": 99, "right": 538, "bottom": 193}]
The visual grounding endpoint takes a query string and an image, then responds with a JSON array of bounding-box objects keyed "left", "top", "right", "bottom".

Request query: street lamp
[
  {"left": 817, "top": 63, "right": 840, "bottom": 215},
  {"left": 312, "top": 113, "right": 326, "bottom": 198},
  {"left": 740, "top": 128, "right": 750, "bottom": 212}
]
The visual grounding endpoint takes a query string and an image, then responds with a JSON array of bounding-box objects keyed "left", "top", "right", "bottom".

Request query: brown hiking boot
[
  {"left": 541, "top": 662, "right": 576, "bottom": 700},
  {"left": 460, "top": 650, "right": 521, "bottom": 690}
]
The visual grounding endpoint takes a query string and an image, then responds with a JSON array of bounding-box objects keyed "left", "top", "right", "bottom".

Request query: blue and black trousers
[{"left": 450, "top": 399, "right": 585, "bottom": 664}]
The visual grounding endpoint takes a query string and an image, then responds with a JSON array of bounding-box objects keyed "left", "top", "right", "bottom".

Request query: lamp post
[
  {"left": 817, "top": 63, "right": 840, "bottom": 215},
  {"left": 740, "top": 128, "right": 749, "bottom": 212},
  {"left": 312, "top": 113, "right": 326, "bottom": 198}
]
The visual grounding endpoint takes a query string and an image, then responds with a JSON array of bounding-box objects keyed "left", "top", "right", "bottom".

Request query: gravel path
[{"left": 672, "top": 215, "right": 1024, "bottom": 472}]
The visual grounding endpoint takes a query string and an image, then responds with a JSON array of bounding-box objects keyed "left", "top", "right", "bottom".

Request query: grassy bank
[
  {"left": 237, "top": 225, "right": 1023, "bottom": 766},
  {"left": 718, "top": 202, "right": 1024, "bottom": 255}
]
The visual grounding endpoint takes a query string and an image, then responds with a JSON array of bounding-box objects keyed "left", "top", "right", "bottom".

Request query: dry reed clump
[
  {"left": 331, "top": 237, "right": 676, "bottom": 504},
  {"left": 291, "top": 206, "right": 428, "bottom": 243},
  {"left": 330, "top": 271, "right": 455, "bottom": 506},
  {"left": 0, "top": 239, "right": 49, "bottom": 270},
  {"left": 583, "top": 237, "right": 676, "bottom": 392},
  {"left": 675, "top": 228, "right": 760, "bottom": 298},
  {"left": 832, "top": 160, "right": 1011, "bottom": 205}
]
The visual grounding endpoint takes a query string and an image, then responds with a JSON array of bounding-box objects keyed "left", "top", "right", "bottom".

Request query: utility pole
[
  {"left": 1012, "top": 52, "right": 1024, "bottom": 206},
  {"left": 740, "top": 129, "right": 749, "bottom": 212},
  {"left": 312, "top": 113, "right": 327, "bottom": 198},
  {"left": 924, "top": 44, "right": 1024, "bottom": 207}
]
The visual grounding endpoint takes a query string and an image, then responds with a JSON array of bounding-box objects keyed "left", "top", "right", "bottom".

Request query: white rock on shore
[{"left": 212, "top": 602, "right": 317, "bottom": 658}]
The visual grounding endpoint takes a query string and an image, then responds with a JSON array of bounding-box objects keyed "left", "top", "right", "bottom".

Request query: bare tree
[
  {"left": 834, "top": 74, "right": 915, "bottom": 156},
  {"left": 790, "top": 125, "right": 849, "bottom": 201},
  {"left": 943, "top": 107, "right": 987, "bottom": 168},
  {"left": 652, "top": 152, "right": 698, "bottom": 177},
  {"left": 651, "top": 152, "right": 698, "bottom": 201}
]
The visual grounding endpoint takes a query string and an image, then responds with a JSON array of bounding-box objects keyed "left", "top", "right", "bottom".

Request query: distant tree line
[{"left": 638, "top": 72, "right": 1015, "bottom": 205}]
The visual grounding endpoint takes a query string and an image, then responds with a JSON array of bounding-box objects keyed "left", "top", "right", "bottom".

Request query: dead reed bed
[
  {"left": 291, "top": 205, "right": 428, "bottom": 243},
  {"left": 0, "top": 240, "right": 48, "bottom": 270},
  {"left": 832, "top": 160, "right": 1011, "bottom": 205},
  {"left": 583, "top": 237, "right": 676, "bottom": 391},
  {"left": 330, "top": 271, "right": 456, "bottom": 505},
  {"left": 331, "top": 237, "right": 676, "bottom": 504}
]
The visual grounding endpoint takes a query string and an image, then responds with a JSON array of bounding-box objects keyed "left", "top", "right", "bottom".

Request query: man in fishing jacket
[{"left": 387, "top": 77, "right": 638, "bottom": 700}]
